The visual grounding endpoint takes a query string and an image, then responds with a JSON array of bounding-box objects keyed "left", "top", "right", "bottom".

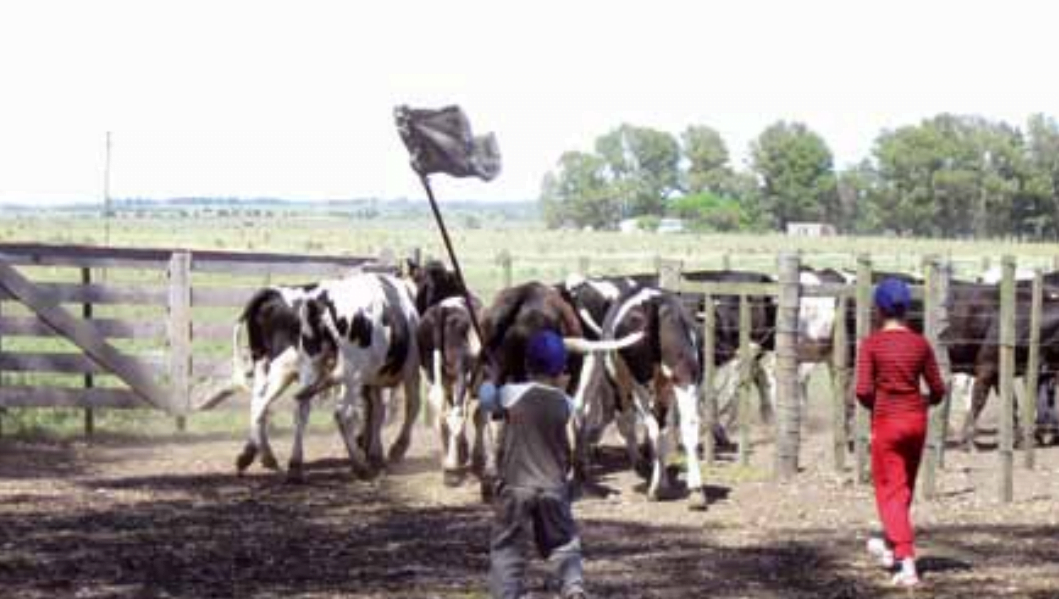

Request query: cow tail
[{"left": 232, "top": 318, "right": 251, "bottom": 391}]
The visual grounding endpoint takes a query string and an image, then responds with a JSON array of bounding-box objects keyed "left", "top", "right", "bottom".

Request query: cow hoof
[
  {"left": 634, "top": 461, "right": 653, "bottom": 480},
  {"left": 457, "top": 438, "right": 470, "bottom": 465},
  {"left": 286, "top": 463, "right": 305, "bottom": 484},
  {"left": 260, "top": 453, "right": 280, "bottom": 471},
  {"left": 387, "top": 438, "right": 410, "bottom": 464},
  {"left": 236, "top": 446, "right": 257, "bottom": 474},
  {"left": 687, "top": 488, "right": 709, "bottom": 512},
  {"left": 479, "top": 476, "right": 497, "bottom": 503},
  {"left": 443, "top": 470, "right": 464, "bottom": 487}
]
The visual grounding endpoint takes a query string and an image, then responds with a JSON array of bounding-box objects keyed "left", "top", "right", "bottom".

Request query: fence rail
[{"left": 0, "top": 243, "right": 389, "bottom": 432}]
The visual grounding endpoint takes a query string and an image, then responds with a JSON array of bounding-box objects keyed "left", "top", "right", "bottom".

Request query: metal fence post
[
  {"left": 831, "top": 293, "right": 849, "bottom": 472},
  {"left": 738, "top": 294, "right": 753, "bottom": 466},
  {"left": 774, "top": 252, "right": 802, "bottom": 480}
]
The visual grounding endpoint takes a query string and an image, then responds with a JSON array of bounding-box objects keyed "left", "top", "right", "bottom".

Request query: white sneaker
[
  {"left": 892, "top": 558, "right": 920, "bottom": 587},
  {"left": 866, "top": 537, "right": 895, "bottom": 569}
]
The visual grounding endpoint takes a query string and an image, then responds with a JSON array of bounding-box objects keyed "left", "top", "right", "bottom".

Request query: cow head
[{"left": 408, "top": 258, "right": 464, "bottom": 315}]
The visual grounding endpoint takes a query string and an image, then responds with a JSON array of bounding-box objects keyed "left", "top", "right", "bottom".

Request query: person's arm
[
  {"left": 855, "top": 338, "right": 875, "bottom": 409},
  {"left": 922, "top": 342, "right": 947, "bottom": 405}
]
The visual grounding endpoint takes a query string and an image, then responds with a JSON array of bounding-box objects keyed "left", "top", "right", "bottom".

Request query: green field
[{"left": 1, "top": 211, "right": 1057, "bottom": 437}]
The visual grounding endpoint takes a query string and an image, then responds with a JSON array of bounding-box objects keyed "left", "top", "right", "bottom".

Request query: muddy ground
[{"left": 1, "top": 400, "right": 1057, "bottom": 599}]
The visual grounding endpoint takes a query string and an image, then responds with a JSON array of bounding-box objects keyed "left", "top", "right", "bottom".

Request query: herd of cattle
[{"left": 219, "top": 258, "right": 1059, "bottom": 509}]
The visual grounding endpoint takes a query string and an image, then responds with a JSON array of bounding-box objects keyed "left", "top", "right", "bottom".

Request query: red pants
[{"left": 871, "top": 414, "right": 927, "bottom": 559}]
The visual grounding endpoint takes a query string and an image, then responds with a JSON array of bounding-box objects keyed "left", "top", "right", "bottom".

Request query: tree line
[{"left": 539, "top": 114, "right": 1059, "bottom": 239}]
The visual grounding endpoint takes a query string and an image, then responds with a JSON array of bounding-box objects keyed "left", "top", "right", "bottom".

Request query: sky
[{"left": 1, "top": 0, "right": 1058, "bottom": 205}]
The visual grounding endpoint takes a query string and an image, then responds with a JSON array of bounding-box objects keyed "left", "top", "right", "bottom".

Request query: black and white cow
[
  {"left": 557, "top": 274, "right": 644, "bottom": 340},
  {"left": 290, "top": 272, "right": 422, "bottom": 481},
  {"left": 407, "top": 258, "right": 465, "bottom": 315},
  {"left": 417, "top": 295, "right": 484, "bottom": 485},
  {"left": 232, "top": 283, "right": 329, "bottom": 474},
  {"left": 579, "top": 286, "right": 707, "bottom": 509}
]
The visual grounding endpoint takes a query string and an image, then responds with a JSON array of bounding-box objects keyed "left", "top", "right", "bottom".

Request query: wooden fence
[
  {"left": 0, "top": 243, "right": 390, "bottom": 434},
  {"left": 663, "top": 253, "right": 1044, "bottom": 503}
]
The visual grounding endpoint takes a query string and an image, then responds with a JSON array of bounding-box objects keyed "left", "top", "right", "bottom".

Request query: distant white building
[
  {"left": 657, "top": 218, "right": 685, "bottom": 234},
  {"left": 786, "top": 222, "right": 836, "bottom": 237},
  {"left": 619, "top": 218, "right": 641, "bottom": 233}
]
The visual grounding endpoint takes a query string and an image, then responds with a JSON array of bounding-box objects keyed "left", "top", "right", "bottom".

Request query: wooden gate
[{"left": 0, "top": 243, "right": 387, "bottom": 421}]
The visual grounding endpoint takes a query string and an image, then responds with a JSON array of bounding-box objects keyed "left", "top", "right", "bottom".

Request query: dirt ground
[{"left": 1, "top": 399, "right": 1058, "bottom": 599}]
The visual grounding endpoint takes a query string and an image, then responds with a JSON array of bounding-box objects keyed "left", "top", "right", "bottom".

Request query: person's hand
[{"left": 478, "top": 382, "right": 500, "bottom": 413}]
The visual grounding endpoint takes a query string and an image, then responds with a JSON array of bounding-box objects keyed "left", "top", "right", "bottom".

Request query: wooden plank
[
  {"left": 0, "top": 282, "right": 167, "bottom": 305},
  {"left": 190, "top": 260, "right": 365, "bottom": 277},
  {"left": 831, "top": 294, "right": 849, "bottom": 472},
  {"left": 701, "top": 293, "right": 717, "bottom": 465},
  {"left": 922, "top": 257, "right": 953, "bottom": 499},
  {"left": 0, "top": 316, "right": 165, "bottom": 339},
  {"left": 0, "top": 261, "right": 172, "bottom": 412},
  {"left": 0, "top": 243, "right": 377, "bottom": 272},
  {"left": 190, "top": 286, "right": 258, "bottom": 308},
  {"left": 737, "top": 294, "right": 753, "bottom": 467},
  {"left": 678, "top": 281, "right": 781, "bottom": 297},
  {"left": 168, "top": 253, "right": 192, "bottom": 416},
  {"left": 81, "top": 267, "right": 94, "bottom": 438},
  {"left": 192, "top": 321, "right": 236, "bottom": 342},
  {"left": 854, "top": 254, "right": 873, "bottom": 485},
  {"left": 998, "top": 256, "right": 1016, "bottom": 503},
  {"left": 0, "top": 386, "right": 144, "bottom": 408},
  {"left": 774, "top": 253, "right": 802, "bottom": 480},
  {"left": 1023, "top": 269, "right": 1042, "bottom": 470},
  {"left": 0, "top": 351, "right": 165, "bottom": 375},
  {"left": 193, "top": 357, "right": 233, "bottom": 380}
]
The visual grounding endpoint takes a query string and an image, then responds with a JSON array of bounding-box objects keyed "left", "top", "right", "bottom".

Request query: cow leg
[
  {"left": 753, "top": 353, "right": 777, "bottom": 425},
  {"left": 238, "top": 352, "right": 297, "bottom": 474},
  {"left": 629, "top": 386, "right": 668, "bottom": 500},
  {"left": 615, "top": 403, "right": 645, "bottom": 478},
  {"left": 442, "top": 385, "right": 468, "bottom": 486},
  {"left": 287, "top": 397, "right": 313, "bottom": 483},
  {"left": 388, "top": 363, "right": 421, "bottom": 464},
  {"left": 333, "top": 385, "right": 372, "bottom": 479},
  {"left": 960, "top": 370, "right": 996, "bottom": 449},
  {"left": 365, "top": 387, "right": 387, "bottom": 472},
  {"left": 478, "top": 413, "right": 504, "bottom": 502},
  {"left": 676, "top": 384, "right": 707, "bottom": 510}
]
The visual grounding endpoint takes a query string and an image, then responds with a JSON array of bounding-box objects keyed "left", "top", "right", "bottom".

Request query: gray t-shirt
[{"left": 497, "top": 383, "right": 574, "bottom": 491}]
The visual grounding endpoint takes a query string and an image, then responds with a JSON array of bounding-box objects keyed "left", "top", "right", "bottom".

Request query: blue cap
[
  {"left": 526, "top": 330, "right": 567, "bottom": 377},
  {"left": 874, "top": 277, "right": 911, "bottom": 317}
]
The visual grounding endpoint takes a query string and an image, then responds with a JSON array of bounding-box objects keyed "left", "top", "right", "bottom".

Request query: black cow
[{"left": 407, "top": 258, "right": 465, "bottom": 315}]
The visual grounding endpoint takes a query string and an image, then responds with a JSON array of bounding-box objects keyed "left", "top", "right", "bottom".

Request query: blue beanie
[
  {"left": 874, "top": 277, "right": 911, "bottom": 317},
  {"left": 526, "top": 330, "right": 567, "bottom": 377}
]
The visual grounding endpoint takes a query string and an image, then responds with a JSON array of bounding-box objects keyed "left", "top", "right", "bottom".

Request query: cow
[
  {"left": 407, "top": 257, "right": 465, "bottom": 314},
  {"left": 289, "top": 272, "right": 422, "bottom": 481},
  {"left": 232, "top": 283, "right": 330, "bottom": 474},
  {"left": 557, "top": 274, "right": 645, "bottom": 339},
  {"left": 578, "top": 286, "right": 708, "bottom": 510},
  {"left": 417, "top": 295, "right": 484, "bottom": 485},
  {"left": 477, "top": 281, "right": 643, "bottom": 500}
]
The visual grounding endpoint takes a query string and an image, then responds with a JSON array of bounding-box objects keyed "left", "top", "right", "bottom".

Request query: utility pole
[{"left": 103, "top": 131, "right": 112, "bottom": 246}]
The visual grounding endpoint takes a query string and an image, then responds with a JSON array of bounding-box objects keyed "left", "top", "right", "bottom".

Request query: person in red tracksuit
[{"left": 855, "top": 277, "right": 946, "bottom": 587}]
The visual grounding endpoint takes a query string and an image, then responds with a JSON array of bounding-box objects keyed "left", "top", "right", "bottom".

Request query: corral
[{"left": 1, "top": 219, "right": 1059, "bottom": 598}]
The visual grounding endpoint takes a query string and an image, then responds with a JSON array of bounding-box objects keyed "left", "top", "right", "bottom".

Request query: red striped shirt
[{"left": 855, "top": 328, "right": 946, "bottom": 420}]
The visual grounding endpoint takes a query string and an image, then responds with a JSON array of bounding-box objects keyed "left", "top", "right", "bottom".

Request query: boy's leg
[
  {"left": 534, "top": 488, "right": 585, "bottom": 598},
  {"left": 490, "top": 488, "right": 533, "bottom": 599},
  {"left": 874, "top": 419, "right": 920, "bottom": 560}
]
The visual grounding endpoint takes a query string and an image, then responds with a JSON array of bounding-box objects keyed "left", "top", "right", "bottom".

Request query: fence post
[
  {"left": 578, "top": 255, "right": 591, "bottom": 276},
  {"left": 82, "top": 267, "right": 95, "bottom": 438},
  {"left": 854, "top": 254, "right": 873, "bottom": 484},
  {"left": 738, "top": 294, "right": 753, "bottom": 466},
  {"left": 701, "top": 292, "right": 717, "bottom": 465},
  {"left": 658, "top": 259, "right": 682, "bottom": 292},
  {"left": 0, "top": 295, "right": 4, "bottom": 439},
  {"left": 922, "top": 256, "right": 953, "bottom": 499},
  {"left": 831, "top": 293, "right": 849, "bottom": 472},
  {"left": 1023, "top": 268, "right": 1043, "bottom": 470},
  {"left": 498, "top": 250, "right": 513, "bottom": 289},
  {"left": 774, "top": 252, "right": 801, "bottom": 480},
  {"left": 168, "top": 252, "right": 192, "bottom": 432},
  {"left": 721, "top": 251, "right": 732, "bottom": 271},
  {"left": 999, "top": 255, "right": 1016, "bottom": 503}
]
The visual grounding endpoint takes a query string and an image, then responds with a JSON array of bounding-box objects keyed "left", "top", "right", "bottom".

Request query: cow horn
[{"left": 563, "top": 331, "right": 644, "bottom": 354}]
